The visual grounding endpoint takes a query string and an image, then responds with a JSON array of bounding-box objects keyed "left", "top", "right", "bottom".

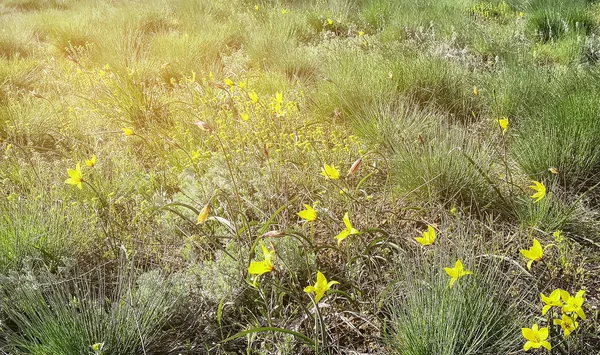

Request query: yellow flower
[
  {"left": 522, "top": 324, "right": 551, "bottom": 351},
  {"left": 320, "top": 164, "right": 340, "bottom": 180},
  {"left": 254, "top": 4, "right": 259, "bottom": 11},
  {"left": 248, "top": 91, "right": 259, "bottom": 103},
  {"left": 304, "top": 271, "right": 339, "bottom": 303},
  {"left": 224, "top": 78, "right": 234, "bottom": 87},
  {"left": 85, "top": 154, "right": 97, "bottom": 167},
  {"left": 196, "top": 203, "right": 210, "bottom": 224},
  {"left": 496, "top": 117, "right": 509, "bottom": 135},
  {"left": 473, "top": 86, "right": 479, "bottom": 96},
  {"left": 415, "top": 225, "right": 436, "bottom": 246},
  {"left": 248, "top": 241, "right": 274, "bottom": 275},
  {"left": 358, "top": 30, "right": 364, "bottom": 37},
  {"left": 281, "top": 9, "right": 288, "bottom": 14},
  {"left": 529, "top": 181, "right": 546, "bottom": 202},
  {"left": 91, "top": 343, "right": 104, "bottom": 353},
  {"left": 327, "top": 18, "right": 333, "bottom": 25},
  {"left": 334, "top": 212, "right": 360, "bottom": 245},
  {"left": 297, "top": 204, "right": 317, "bottom": 222},
  {"left": 541, "top": 289, "right": 563, "bottom": 315},
  {"left": 65, "top": 163, "right": 84, "bottom": 189},
  {"left": 560, "top": 290, "right": 586, "bottom": 320},
  {"left": 520, "top": 238, "right": 543, "bottom": 270},
  {"left": 444, "top": 259, "right": 472, "bottom": 288},
  {"left": 122, "top": 127, "right": 135, "bottom": 136},
  {"left": 553, "top": 314, "right": 578, "bottom": 337}
]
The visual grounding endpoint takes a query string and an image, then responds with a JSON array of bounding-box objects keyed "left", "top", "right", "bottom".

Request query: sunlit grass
[{"left": 0, "top": 0, "right": 599, "bottom": 353}]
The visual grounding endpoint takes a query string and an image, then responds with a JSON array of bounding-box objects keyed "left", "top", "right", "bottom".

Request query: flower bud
[
  {"left": 194, "top": 121, "right": 212, "bottom": 132},
  {"left": 347, "top": 158, "right": 362, "bottom": 175},
  {"left": 196, "top": 203, "right": 210, "bottom": 224},
  {"left": 262, "top": 230, "right": 285, "bottom": 238}
]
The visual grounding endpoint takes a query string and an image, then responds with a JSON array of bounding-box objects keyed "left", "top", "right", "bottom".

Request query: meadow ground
[{"left": 0, "top": 0, "right": 600, "bottom": 354}]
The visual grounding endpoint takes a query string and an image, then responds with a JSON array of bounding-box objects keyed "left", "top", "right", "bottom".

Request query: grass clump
[
  {"left": 387, "top": 261, "right": 525, "bottom": 354},
  {"left": 0, "top": 267, "right": 186, "bottom": 355},
  {"left": 0, "top": 194, "right": 96, "bottom": 272},
  {"left": 510, "top": 71, "right": 600, "bottom": 192}
]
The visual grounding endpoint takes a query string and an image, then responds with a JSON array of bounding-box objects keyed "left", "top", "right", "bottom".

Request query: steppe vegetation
[{"left": 0, "top": 0, "right": 599, "bottom": 353}]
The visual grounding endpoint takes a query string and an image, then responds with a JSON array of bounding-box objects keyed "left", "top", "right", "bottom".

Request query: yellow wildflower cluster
[
  {"left": 247, "top": 238, "right": 339, "bottom": 304},
  {"left": 519, "top": 229, "right": 586, "bottom": 351},
  {"left": 170, "top": 75, "right": 363, "bottom": 170},
  {"left": 522, "top": 289, "right": 586, "bottom": 351},
  {"left": 247, "top": 159, "right": 368, "bottom": 302},
  {"left": 412, "top": 223, "right": 473, "bottom": 288}
]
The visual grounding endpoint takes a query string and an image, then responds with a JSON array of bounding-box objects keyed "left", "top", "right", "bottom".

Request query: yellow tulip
[
  {"left": 541, "top": 289, "right": 563, "bottom": 315},
  {"left": 553, "top": 314, "right": 578, "bottom": 337},
  {"left": 122, "top": 127, "right": 135, "bottom": 136},
  {"left": 520, "top": 238, "right": 543, "bottom": 270},
  {"left": 248, "top": 242, "right": 275, "bottom": 276},
  {"left": 85, "top": 154, "right": 97, "bottom": 167},
  {"left": 320, "top": 164, "right": 340, "bottom": 180},
  {"left": 334, "top": 212, "right": 359, "bottom": 245},
  {"left": 196, "top": 204, "right": 210, "bottom": 224},
  {"left": 65, "top": 163, "right": 84, "bottom": 189},
  {"left": 304, "top": 271, "right": 338, "bottom": 303},
  {"left": 248, "top": 91, "right": 259, "bottom": 103},
  {"left": 496, "top": 117, "right": 509, "bottom": 135},
  {"left": 415, "top": 225, "right": 436, "bottom": 246},
  {"left": 560, "top": 290, "right": 586, "bottom": 320},
  {"left": 529, "top": 181, "right": 546, "bottom": 202},
  {"left": 297, "top": 204, "right": 317, "bottom": 222},
  {"left": 522, "top": 324, "right": 551, "bottom": 351},
  {"left": 444, "top": 259, "right": 472, "bottom": 288}
]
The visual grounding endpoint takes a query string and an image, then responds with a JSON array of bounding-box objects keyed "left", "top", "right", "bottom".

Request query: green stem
[{"left": 213, "top": 133, "right": 252, "bottom": 242}]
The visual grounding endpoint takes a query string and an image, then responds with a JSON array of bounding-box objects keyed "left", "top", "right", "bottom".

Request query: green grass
[{"left": 0, "top": 268, "right": 186, "bottom": 354}]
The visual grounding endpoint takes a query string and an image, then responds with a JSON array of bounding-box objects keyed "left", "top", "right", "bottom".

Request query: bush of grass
[
  {"left": 0, "top": 268, "right": 186, "bottom": 355},
  {"left": 527, "top": 2, "right": 596, "bottom": 43},
  {"left": 0, "top": 38, "right": 31, "bottom": 59},
  {"left": 315, "top": 49, "right": 483, "bottom": 125},
  {"left": 353, "top": 99, "right": 512, "bottom": 218},
  {"left": 386, "top": 255, "right": 526, "bottom": 355},
  {"left": 0, "top": 193, "right": 96, "bottom": 272},
  {"left": 509, "top": 70, "right": 600, "bottom": 192}
]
